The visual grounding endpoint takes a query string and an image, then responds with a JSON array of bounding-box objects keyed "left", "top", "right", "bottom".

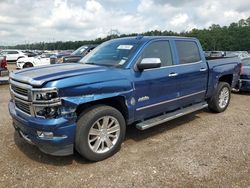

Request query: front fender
[
  {"left": 62, "top": 92, "right": 132, "bottom": 107},
  {"left": 60, "top": 79, "right": 135, "bottom": 124}
]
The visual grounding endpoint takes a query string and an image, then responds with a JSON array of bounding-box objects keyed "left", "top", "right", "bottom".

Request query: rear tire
[
  {"left": 75, "top": 105, "right": 126, "bottom": 161},
  {"left": 208, "top": 82, "right": 231, "bottom": 113}
]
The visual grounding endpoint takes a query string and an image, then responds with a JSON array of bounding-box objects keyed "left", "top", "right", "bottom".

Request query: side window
[
  {"left": 176, "top": 41, "right": 201, "bottom": 64},
  {"left": 141, "top": 41, "right": 173, "bottom": 67},
  {"left": 8, "top": 51, "right": 19, "bottom": 54}
]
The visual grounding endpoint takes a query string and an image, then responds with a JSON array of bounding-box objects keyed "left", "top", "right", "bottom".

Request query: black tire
[
  {"left": 23, "top": 62, "right": 33, "bottom": 69},
  {"left": 75, "top": 105, "right": 126, "bottom": 161},
  {"left": 208, "top": 82, "right": 231, "bottom": 113}
]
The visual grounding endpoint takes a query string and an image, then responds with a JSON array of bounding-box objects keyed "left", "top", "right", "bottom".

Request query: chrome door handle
[
  {"left": 200, "top": 68, "right": 207, "bottom": 72},
  {"left": 168, "top": 73, "right": 178, "bottom": 77}
]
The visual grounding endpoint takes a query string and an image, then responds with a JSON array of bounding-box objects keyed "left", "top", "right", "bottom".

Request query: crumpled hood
[{"left": 10, "top": 63, "right": 107, "bottom": 87}]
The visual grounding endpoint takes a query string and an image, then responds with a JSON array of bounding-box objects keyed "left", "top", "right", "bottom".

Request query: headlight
[
  {"left": 32, "top": 88, "right": 61, "bottom": 118},
  {"left": 33, "top": 88, "right": 59, "bottom": 102},
  {"left": 35, "top": 91, "right": 58, "bottom": 101}
]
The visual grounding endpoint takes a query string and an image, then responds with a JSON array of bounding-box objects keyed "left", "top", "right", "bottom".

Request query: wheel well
[
  {"left": 17, "top": 56, "right": 24, "bottom": 60},
  {"left": 23, "top": 62, "right": 33, "bottom": 67},
  {"left": 219, "top": 74, "right": 233, "bottom": 86},
  {"left": 76, "top": 96, "right": 129, "bottom": 123}
]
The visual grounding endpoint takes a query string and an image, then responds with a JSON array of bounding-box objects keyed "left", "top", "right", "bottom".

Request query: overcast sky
[{"left": 0, "top": 0, "right": 249, "bottom": 45}]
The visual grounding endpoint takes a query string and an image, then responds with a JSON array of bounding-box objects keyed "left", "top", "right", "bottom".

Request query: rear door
[{"left": 174, "top": 40, "right": 208, "bottom": 106}]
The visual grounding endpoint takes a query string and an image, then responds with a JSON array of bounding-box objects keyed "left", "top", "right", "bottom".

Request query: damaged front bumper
[{"left": 9, "top": 100, "right": 76, "bottom": 156}]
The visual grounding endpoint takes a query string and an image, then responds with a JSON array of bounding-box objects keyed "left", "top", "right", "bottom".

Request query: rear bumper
[
  {"left": 9, "top": 101, "right": 76, "bottom": 156},
  {"left": 240, "top": 79, "right": 250, "bottom": 91},
  {"left": 16, "top": 62, "right": 24, "bottom": 69}
]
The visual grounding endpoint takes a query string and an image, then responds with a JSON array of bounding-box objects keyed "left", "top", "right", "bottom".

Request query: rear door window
[{"left": 175, "top": 41, "right": 201, "bottom": 64}]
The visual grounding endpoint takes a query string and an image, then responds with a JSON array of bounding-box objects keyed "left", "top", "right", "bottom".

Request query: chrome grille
[
  {"left": 15, "top": 100, "right": 31, "bottom": 115},
  {"left": 11, "top": 85, "right": 28, "bottom": 96},
  {"left": 10, "top": 79, "right": 32, "bottom": 115}
]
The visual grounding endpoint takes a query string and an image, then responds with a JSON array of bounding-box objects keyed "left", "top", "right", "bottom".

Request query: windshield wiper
[{"left": 84, "top": 62, "right": 121, "bottom": 68}]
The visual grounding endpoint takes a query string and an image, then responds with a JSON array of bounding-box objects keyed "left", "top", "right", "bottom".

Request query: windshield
[
  {"left": 242, "top": 58, "right": 250, "bottom": 66},
  {"left": 80, "top": 40, "right": 139, "bottom": 67},
  {"left": 72, "top": 46, "right": 88, "bottom": 56}
]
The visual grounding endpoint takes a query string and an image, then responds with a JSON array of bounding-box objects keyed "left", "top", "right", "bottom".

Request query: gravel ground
[{"left": 0, "top": 84, "right": 249, "bottom": 188}]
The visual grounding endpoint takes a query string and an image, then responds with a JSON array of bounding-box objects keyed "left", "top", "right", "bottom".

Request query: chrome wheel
[
  {"left": 88, "top": 116, "right": 120, "bottom": 154},
  {"left": 218, "top": 87, "right": 230, "bottom": 109}
]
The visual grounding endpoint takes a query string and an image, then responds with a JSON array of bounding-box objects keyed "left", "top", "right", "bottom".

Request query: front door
[{"left": 133, "top": 40, "right": 181, "bottom": 121}]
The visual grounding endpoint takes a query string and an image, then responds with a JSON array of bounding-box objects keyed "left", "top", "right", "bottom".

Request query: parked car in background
[
  {"left": 224, "top": 51, "right": 238, "bottom": 58},
  {"left": 49, "top": 51, "right": 73, "bottom": 64},
  {"left": 233, "top": 51, "right": 250, "bottom": 59},
  {"left": 0, "top": 50, "right": 27, "bottom": 62},
  {"left": 16, "top": 53, "right": 54, "bottom": 69},
  {"left": 239, "top": 57, "right": 250, "bottom": 91},
  {"left": 9, "top": 36, "right": 241, "bottom": 161},
  {"left": 204, "top": 51, "right": 211, "bottom": 58},
  {"left": 22, "top": 50, "right": 38, "bottom": 57},
  {"left": 204, "top": 51, "right": 227, "bottom": 60},
  {"left": 210, "top": 51, "right": 226, "bottom": 58},
  {"left": 61, "top": 45, "right": 97, "bottom": 63},
  {"left": 0, "top": 56, "right": 9, "bottom": 77}
]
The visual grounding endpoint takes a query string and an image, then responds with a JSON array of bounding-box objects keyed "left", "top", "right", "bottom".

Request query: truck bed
[
  {"left": 205, "top": 57, "right": 241, "bottom": 98},
  {"left": 206, "top": 57, "right": 240, "bottom": 65}
]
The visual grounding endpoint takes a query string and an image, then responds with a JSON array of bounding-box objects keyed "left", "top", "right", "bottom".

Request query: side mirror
[{"left": 137, "top": 58, "right": 161, "bottom": 70}]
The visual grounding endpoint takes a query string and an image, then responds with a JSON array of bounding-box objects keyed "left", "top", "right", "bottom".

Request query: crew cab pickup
[{"left": 9, "top": 36, "right": 241, "bottom": 161}]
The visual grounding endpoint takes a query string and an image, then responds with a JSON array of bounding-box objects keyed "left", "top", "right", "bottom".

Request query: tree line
[{"left": 3, "top": 17, "right": 250, "bottom": 51}]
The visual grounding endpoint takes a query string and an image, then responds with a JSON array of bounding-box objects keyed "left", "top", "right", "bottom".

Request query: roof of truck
[{"left": 111, "top": 35, "right": 198, "bottom": 44}]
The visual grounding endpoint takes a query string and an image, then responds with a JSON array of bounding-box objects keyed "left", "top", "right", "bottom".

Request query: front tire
[
  {"left": 208, "top": 82, "right": 231, "bottom": 113},
  {"left": 75, "top": 105, "right": 126, "bottom": 161},
  {"left": 23, "top": 62, "right": 33, "bottom": 69}
]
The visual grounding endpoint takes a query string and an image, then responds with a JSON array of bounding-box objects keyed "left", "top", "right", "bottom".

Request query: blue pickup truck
[{"left": 9, "top": 36, "right": 241, "bottom": 161}]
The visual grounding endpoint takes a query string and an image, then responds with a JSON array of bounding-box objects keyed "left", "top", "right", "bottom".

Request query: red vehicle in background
[{"left": 0, "top": 56, "right": 9, "bottom": 77}]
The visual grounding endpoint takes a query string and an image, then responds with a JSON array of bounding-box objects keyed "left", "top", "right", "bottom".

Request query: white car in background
[
  {"left": 0, "top": 50, "right": 27, "bottom": 62},
  {"left": 16, "top": 53, "right": 53, "bottom": 69},
  {"left": 233, "top": 51, "right": 250, "bottom": 59}
]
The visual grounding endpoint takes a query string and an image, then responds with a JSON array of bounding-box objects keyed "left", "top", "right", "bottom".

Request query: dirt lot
[
  {"left": 0, "top": 83, "right": 249, "bottom": 188},
  {"left": 7, "top": 63, "right": 16, "bottom": 72}
]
